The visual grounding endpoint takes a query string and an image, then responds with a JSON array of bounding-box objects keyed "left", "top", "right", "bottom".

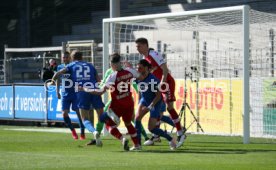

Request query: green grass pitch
[{"left": 0, "top": 125, "right": 275, "bottom": 170}]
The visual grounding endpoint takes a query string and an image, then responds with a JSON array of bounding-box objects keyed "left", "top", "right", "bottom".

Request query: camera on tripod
[
  {"left": 177, "top": 65, "right": 204, "bottom": 133},
  {"left": 190, "top": 65, "right": 197, "bottom": 71},
  {"left": 185, "top": 65, "right": 198, "bottom": 83}
]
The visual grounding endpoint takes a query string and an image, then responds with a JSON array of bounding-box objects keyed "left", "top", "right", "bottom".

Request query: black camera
[{"left": 190, "top": 66, "right": 197, "bottom": 71}]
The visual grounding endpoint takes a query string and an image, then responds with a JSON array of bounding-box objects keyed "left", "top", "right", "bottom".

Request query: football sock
[
  {"left": 141, "top": 126, "right": 149, "bottom": 140},
  {"left": 135, "top": 120, "right": 142, "bottom": 145},
  {"left": 126, "top": 124, "right": 139, "bottom": 146},
  {"left": 76, "top": 112, "right": 85, "bottom": 134},
  {"left": 132, "top": 119, "right": 148, "bottom": 140},
  {"left": 83, "top": 120, "right": 96, "bottom": 133},
  {"left": 150, "top": 128, "right": 172, "bottom": 142},
  {"left": 97, "top": 100, "right": 111, "bottom": 133},
  {"left": 161, "top": 115, "right": 175, "bottom": 127},
  {"left": 96, "top": 122, "right": 104, "bottom": 133},
  {"left": 80, "top": 124, "right": 85, "bottom": 135},
  {"left": 109, "top": 127, "right": 122, "bottom": 140},
  {"left": 78, "top": 120, "right": 85, "bottom": 135},
  {"left": 168, "top": 108, "right": 182, "bottom": 132},
  {"left": 63, "top": 116, "right": 74, "bottom": 131}
]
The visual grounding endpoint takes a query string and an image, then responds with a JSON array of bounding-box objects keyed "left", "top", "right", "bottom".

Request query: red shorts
[
  {"left": 110, "top": 105, "right": 134, "bottom": 123},
  {"left": 160, "top": 78, "right": 176, "bottom": 103}
]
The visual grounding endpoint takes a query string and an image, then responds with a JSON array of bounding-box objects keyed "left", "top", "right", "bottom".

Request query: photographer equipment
[{"left": 178, "top": 67, "right": 204, "bottom": 133}]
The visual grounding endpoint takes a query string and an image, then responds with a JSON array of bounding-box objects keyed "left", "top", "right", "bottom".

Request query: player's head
[
  {"left": 62, "top": 51, "right": 70, "bottom": 64},
  {"left": 49, "top": 59, "right": 57, "bottom": 67},
  {"left": 110, "top": 53, "right": 122, "bottom": 71},
  {"left": 137, "top": 59, "right": 151, "bottom": 75},
  {"left": 135, "top": 38, "right": 149, "bottom": 55},
  {"left": 71, "top": 50, "right": 83, "bottom": 61}
]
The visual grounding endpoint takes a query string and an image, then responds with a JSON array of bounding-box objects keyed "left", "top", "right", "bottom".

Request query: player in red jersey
[
  {"left": 79, "top": 53, "right": 140, "bottom": 151},
  {"left": 135, "top": 38, "right": 186, "bottom": 148}
]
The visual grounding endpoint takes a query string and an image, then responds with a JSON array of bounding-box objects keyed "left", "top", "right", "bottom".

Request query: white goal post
[{"left": 103, "top": 5, "right": 276, "bottom": 143}]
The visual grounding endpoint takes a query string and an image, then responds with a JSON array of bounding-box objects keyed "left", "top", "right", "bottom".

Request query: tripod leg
[{"left": 186, "top": 104, "right": 204, "bottom": 133}]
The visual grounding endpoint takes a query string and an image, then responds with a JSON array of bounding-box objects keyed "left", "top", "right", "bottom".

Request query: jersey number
[{"left": 76, "top": 65, "right": 90, "bottom": 78}]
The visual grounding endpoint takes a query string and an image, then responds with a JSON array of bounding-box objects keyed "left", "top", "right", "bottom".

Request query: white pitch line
[
  {"left": 3, "top": 127, "right": 129, "bottom": 134},
  {"left": 4, "top": 128, "right": 72, "bottom": 133}
]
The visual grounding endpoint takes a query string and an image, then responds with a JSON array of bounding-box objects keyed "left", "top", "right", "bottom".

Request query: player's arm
[
  {"left": 141, "top": 90, "right": 161, "bottom": 114},
  {"left": 55, "top": 77, "right": 61, "bottom": 99},
  {"left": 79, "top": 86, "right": 107, "bottom": 96},
  {"left": 131, "top": 81, "right": 139, "bottom": 93},
  {"left": 124, "top": 67, "right": 141, "bottom": 93},
  {"left": 52, "top": 68, "right": 67, "bottom": 82},
  {"left": 96, "top": 74, "right": 101, "bottom": 83},
  {"left": 93, "top": 68, "right": 101, "bottom": 83},
  {"left": 99, "top": 68, "right": 113, "bottom": 88},
  {"left": 148, "top": 90, "right": 162, "bottom": 110},
  {"left": 80, "top": 72, "right": 115, "bottom": 95},
  {"left": 160, "top": 63, "right": 169, "bottom": 83}
]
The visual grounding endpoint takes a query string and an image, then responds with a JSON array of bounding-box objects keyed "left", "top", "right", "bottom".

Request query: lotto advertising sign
[
  {"left": 0, "top": 86, "right": 13, "bottom": 118},
  {"left": 174, "top": 79, "right": 243, "bottom": 135}
]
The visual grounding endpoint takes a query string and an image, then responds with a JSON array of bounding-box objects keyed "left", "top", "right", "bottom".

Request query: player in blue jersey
[
  {"left": 133, "top": 59, "right": 176, "bottom": 151},
  {"left": 55, "top": 51, "right": 85, "bottom": 140},
  {"left": 52, "top": 50, "right": 104, "bottom": 147}
]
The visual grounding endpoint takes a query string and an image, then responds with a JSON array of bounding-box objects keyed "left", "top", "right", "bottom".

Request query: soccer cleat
[
  {"left": 130, "top": 145, "right": 142, "bottom": 151},
  {"left": 169, "top": 140, "right": 177, "bottom": 150},
  {"left": 176, "top": 134, "right": 187, "bottom": 148},
  {"left": 122, "top": 137, "right": 129, "bottom": 151},
  {"left": 86, "top": 139, "right": 96, "bottom": 146},
  {"left": 152, "top": 136, "right": 161, "bottom": 142},
  {"left": 144, "top": 139, "right": 154, "bottom": 146},
  {"left": 80, "top": 134, "right": 86, "bottom": 140},
  {"left": 93, "top": 131, "right": 103, "bottom": 147},
  {"left": 71, "top": 129, "right": 78, "bottom": 140},
  {"left": 143, "top": 136, "right": 161, "bottom": 146}
]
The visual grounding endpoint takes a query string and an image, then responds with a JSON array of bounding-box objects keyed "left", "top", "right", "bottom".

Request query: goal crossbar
[
  {"left": 5, "top": 46, "right": 63, "bottom": 53},
  {"left": 103, "top": 5, "right": 246, "bottom": 23}
]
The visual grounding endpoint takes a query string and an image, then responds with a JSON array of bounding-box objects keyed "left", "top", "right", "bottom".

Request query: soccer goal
[{"left": 103, "top": 5, "right": 276, "bottom": 143}]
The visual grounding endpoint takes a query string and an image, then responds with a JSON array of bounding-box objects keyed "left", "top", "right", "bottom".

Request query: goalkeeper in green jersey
[{"left": 86, "top": 62, "right": 149, "bottom": 145}]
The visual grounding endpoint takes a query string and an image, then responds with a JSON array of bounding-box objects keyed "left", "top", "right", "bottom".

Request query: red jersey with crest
[
  {"left": 105, "top": 68, "right": 139, "bottom": 109},
  {"left": 144, "top": 50, "right": 174, "bottom": 82},
  {"left": 144, "top": 49, "right": 176, "bottom": 102}
]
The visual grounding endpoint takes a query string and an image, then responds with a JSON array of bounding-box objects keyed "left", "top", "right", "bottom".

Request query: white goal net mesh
[{"left": 105, "top": 7, "right": 276, "bottom": 142}]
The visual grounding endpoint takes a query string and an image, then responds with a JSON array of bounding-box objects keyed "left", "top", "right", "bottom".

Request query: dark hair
[
  {"left": 135, "top": 37, "right": 148, "bottom": 47},
  {"left": 138, "top": 59, "right": 151, "bottom": 68},
  {"left": 71, "top": 50, "right": 82, "bottom": 60},
  {"left": 63, "top": 51, "right": 70, "bottom": 58},
  {"left": 110, "top": 53, "right": 121, "bottom": 63}
]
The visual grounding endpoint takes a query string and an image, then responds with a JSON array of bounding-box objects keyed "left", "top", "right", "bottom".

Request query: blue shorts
[
  {"left": 61, "top": 94, "right": 78, "bottom": 111},
  {"left": 77, "top": 91, "right": 104, "bottom": 110},
  {"left": 139, "top": 99, "right": 162, "bottom": 119},
  {"left": 160, "top": 101, "right": 166, "bottom": 112}
]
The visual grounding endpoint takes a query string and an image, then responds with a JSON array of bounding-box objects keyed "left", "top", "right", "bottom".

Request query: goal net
[{"left": 103, "top": 5, "right": 276, "bottom": 143}]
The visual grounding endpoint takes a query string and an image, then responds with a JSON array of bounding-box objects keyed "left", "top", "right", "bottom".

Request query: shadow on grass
[
  {"left": 91, "top": 137, "right": 276, "bottom": 154},
  {"left": 131, "top": 147, "right": 276, "bottom": 154},
  {"left": 140, "top": 149, "right": 245, "bottom": 154}
]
